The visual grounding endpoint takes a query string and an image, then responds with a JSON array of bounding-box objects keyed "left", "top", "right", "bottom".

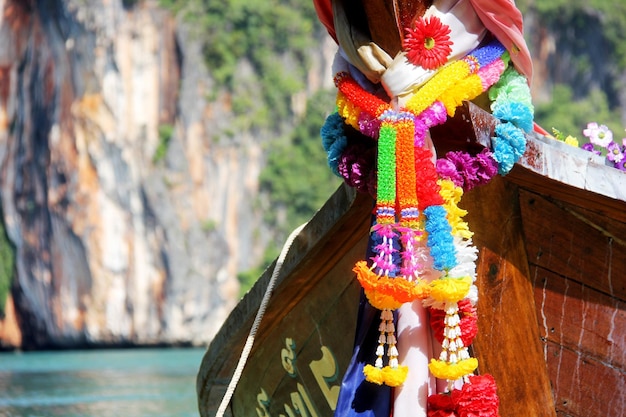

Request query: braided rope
[{"left": 215, "top": 222, "right": 308, "bottom": 417}]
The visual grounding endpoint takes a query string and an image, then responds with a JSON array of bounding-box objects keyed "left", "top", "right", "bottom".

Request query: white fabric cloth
[
  {"left": 381, "top": 0, "right": 487, "bottom": 102},
  {"left": 333, "top": 0, "right": 487, "bottom": 103}
]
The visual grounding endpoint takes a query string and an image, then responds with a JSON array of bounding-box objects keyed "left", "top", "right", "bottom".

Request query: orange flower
[{"left": 404, "top": 16, "right": 452, "bottom": 70}]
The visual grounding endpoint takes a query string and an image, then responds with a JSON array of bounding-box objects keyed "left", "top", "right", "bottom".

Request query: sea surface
[{"left": 0, "top": 347, "right": 206, "bottom": 417}]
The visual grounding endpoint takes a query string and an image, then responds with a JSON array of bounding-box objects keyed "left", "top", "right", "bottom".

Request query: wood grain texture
[
  {"left": 531, "top": 265, "right": 626, "bottom": 370},
  {"left": 230, "top": 239, "right": 365, "bottom": 417},
  {"left": 508, "top": 153, "right": 626, "bottom": 224},
  {"left": 519, "top": 189, "right": 626, "bottom": 301},
  {"left": 543, "top": 342, "right": 625, "bottom": 416},
  {"left": 531, "top": 266, "right": 626, "bottom": 417},
  {"left": 521, "top": 187, "right": 626, "bottom": 417},
  {"left": 361, "top": 0, "right": 402, "bottom": 55},
  {"left": 463, "top": 176, "right": 557, "bottom": 417},
  {"left": 361, "top": 0, "right": 431, "bottom": 55}
]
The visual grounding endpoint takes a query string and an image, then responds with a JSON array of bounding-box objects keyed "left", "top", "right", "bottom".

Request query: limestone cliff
[
  {"left": 525, "top": 4, "right": 626, "bottom": 123},
  {"left": 0, "top": 0, "right": 334, "bottom": 349}
]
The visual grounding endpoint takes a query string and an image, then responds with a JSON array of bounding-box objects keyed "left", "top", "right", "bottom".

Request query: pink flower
[
  {"left": 581, "top": 142, "right": 601, "bottom": 156},
  {"left": 436, "top": 158, "right": 463, "bottom": 187},
  {"left": 614, "top": 158, "right": 626, "bottom": 172},
  {"left": 337, "top": 144, "right": 376, "bottom": 195},
  {"left": 583, "top": 122, "right": 613, "bottom": 147},
  {"left": 444, "top": 151, "right": 478, "bottom": 189},
  {"left": 606, "top": 141, "right": 625, "bottom": 164},
  {"left": 404, "top": 16, "right": 452, "bottom": 70},
  {"left": 420, "top": 101, "right": 449, "bottom": 128},
  {"left": 473, "top": 149, "right": 498, "bottom": 187},
  {"left": 358, "top": 113, "right": 381, "bottom": 139},
  {"left": 478, "top": 59, "right": 506, "bottom": 90}
]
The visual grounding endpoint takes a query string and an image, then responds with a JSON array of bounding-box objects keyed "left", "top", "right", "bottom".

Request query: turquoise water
[{"left": 0, "top": 347, "right": 206, "bottom": 417}]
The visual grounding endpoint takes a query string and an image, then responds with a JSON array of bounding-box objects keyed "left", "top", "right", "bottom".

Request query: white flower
[
  {"left": 583, "top": 122, "right": 613, "bottom": 147},
  {"left": 448, "top": 237, "right": 478, "bottom": 279},
  {"left": 466, "top": 285, "right": 479, "bottom": 305}
]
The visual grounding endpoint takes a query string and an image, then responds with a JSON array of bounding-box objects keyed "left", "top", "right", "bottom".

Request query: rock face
[
  {"left": 0, "top": 0, "right": 334, "bottom": 350},
  {"left": 525, "top": 6, "right": 626, "bottom": 122}
]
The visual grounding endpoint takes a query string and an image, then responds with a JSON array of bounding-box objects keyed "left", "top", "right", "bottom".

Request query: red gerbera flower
[{"left": 403, "top": 16, "right": 452, "bottom": 70}]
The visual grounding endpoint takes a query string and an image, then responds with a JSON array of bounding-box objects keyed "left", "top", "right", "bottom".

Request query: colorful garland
[
  {"left": 322, "top": 53, "right": 534, "bottom": 195},
  {"left": 321, "top": 36, "right": 534, "bottom": 415}
]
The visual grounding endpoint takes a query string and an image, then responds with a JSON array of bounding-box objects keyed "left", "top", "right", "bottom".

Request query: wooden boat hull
[
  {"left": 197, "top": 124, "right": 626, "bottom": 417},
  {"left": 196, "top": 186, "right": 371, "bottom": 417}
]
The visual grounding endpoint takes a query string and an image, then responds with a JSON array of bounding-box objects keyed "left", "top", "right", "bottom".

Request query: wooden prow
[
  {"left": 359, "top": 0, "right": 433, "bottom": 55},
  {"left": 393, "top": 0, "right": 433, "bottom": 33}
]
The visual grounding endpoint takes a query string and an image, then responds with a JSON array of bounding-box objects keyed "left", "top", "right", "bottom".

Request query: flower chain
[{"left": 322, "top": 38, "right": 534, "bottom": 414}]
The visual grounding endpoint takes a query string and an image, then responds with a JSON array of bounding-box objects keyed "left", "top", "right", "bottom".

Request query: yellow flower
[
  {"left": 405, "top": 60, "right": 469, "bottom": 115},
  {"left": 336, "top": 92, "right": 360, "bottom": 130},
  {"left": 438, "top": 180, "right": 473, "bottom": 239},
  {"left": 440, "top": 74, "right": 483, "bottom": 116},
  {"left": 364, "top": 290, "right": 403, "bottom": 310},
  {"left": 364, "top": 364, "right": 409, "bottom": 386},
  {"left": 429, "top": 276, "right": 472, "bottom": 303},
  {"left": 564, "top": 135, "right": 579, "bottom": 147},
  {"left": 428, "top": 357, "right": 478, "bottom": 380},
  {"left": 354, "top": 261, "right": 431, "bottom": 310}
]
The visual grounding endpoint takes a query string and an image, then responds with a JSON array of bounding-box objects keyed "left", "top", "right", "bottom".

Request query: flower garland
[
  {"left": 321, "top": 37, "right": 534, "bottom": 416},
  {"left": 322, "top": 57, "right": 535, "bottom": 194}
]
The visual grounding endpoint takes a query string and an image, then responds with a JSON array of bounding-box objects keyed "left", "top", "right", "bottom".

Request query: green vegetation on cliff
[
  {"left": 535, "top": 85, "right": 623, "bottom": 140},
  {"left": 161, "top": 0, "right": 319, "bottom": 129},
  {"left": 519, "top": 0, "right": 626, "bottom": 136},
  {"left": 259, "top": 90, "right": 339, "bottom": 242},
  {"left": 519, "top": 0, "right": 626, "bottom": 69},
  {"left": 158, "top": 0, "right": 337, "bottom": 293},
  {"left": 221, "top": 1, "right": 334, "bottom": 295},
  {"left": 0, "top": 206, "right": 15, "bottom": 316},
  {"left": 239, "top": 90, "right": 339, "bottom": 294}
]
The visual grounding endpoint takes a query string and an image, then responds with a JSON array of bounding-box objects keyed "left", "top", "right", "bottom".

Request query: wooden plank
[
  {"left": 463, "top": 176, "right": 557, "bottom": 417},
  {"left": 231, "top": 239, "right": 364, "bottom": 417},
  {"left": 514, "top": 134, "right": 626, "bottom": 203},
  {"left": 361, "top": 0, "right": 402, "bottom": 55},
  {"left": 531, "top": 265, "right": 626, "bottom": 371},
  {"left": 543, "top": 342, "right": 626, "bottom": 417},
  {"left": 521, "top": 186, "right": 626, "bottom": 417},
  {"left": 519, "top": 189, "right": 626, "bottom": 300},
  {"left": 508, "top": 162, "right": 626, "bottom": 225},
  {"left": 452, "top": 102, "right": 626, "bottom": 221}
]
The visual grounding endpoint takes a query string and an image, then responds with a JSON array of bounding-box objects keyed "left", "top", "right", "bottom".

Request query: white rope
[{"left": 214, "top": 222, "right": 308, "bottom": 417}]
